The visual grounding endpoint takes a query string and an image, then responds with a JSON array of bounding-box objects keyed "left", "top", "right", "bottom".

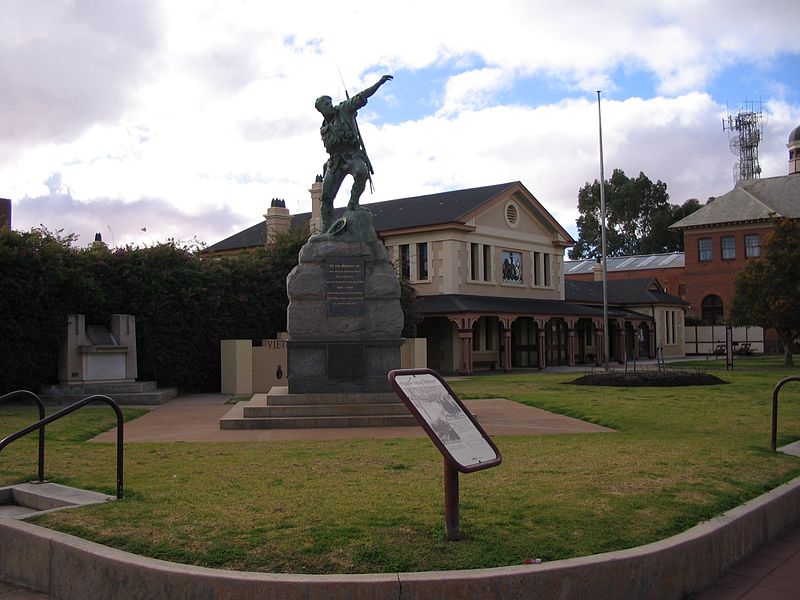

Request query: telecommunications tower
[{"left": 723, "top": 101, "right": 764, "bottom": 183}]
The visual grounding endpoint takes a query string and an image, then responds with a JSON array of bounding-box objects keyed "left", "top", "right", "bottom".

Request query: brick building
[
  {"left": 566, "top": 123, "right": 800, "bottom": 333},
  {"left": 670, "top": 171, "right": 800, "bottom": 324}
]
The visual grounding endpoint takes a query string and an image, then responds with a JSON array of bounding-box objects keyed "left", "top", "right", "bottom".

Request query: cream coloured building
[{"left": 207, "top": 180, "right": 685, "bottom": 373}]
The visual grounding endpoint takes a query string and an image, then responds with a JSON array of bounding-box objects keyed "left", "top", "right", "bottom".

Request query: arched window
[{"left": 701, "top": 295, "right": 724, "bottom": 325}]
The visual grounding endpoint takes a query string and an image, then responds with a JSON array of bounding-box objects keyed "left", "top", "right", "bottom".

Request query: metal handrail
[
  {"left": 771, "top": 376, "right": 800, "bottom": 451},
  {"left": 0, "top": 394, "right": 124, "bottom": 498},
  {"left": 0, "top": 390, "right": 46, "bottom": 482}
]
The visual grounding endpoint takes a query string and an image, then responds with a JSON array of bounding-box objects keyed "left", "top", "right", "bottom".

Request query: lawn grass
[{"left": 1, "top": 363, "right": 800, "bottom": 575}]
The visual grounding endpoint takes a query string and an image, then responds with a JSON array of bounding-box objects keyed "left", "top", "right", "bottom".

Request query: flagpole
[{"left": 597, "top": 91, "right": 610, "bottom": 371}]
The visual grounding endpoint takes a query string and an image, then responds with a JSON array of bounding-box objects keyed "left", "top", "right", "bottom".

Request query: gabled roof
[
  {"left": 670, "top": 173, "right": 800, "bottom": 230},
  {"left": 206, "top": 181, "right": 574, "bottom": 252},
  {"left": 365, "top": 182, "right": 520, "bottom": 231},
  {"left": 565, "top": 278, "right": 689, "bottom": 307},
  {"left": 564, "top": 252, "right": 684, "bottom": 275}
]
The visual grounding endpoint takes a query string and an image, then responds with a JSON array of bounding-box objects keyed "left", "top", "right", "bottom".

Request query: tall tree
[
  {"left": 569, "top": 170, "right": 700, "bottom": 259},
  {"left": 730, "top": 219, "right": 800, "bottom": 366}
]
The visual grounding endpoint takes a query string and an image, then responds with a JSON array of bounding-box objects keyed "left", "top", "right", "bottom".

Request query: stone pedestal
[{"left": 286, "top": 209, "right": 404, "bottom": 394}]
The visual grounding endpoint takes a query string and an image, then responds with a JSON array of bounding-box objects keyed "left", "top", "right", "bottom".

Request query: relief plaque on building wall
[{"left": 326, "top": 256, "right": 365, "bottom": 317}]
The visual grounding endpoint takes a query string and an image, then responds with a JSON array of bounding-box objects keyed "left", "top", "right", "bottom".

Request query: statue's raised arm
[{"left": 360, "top": 74, "right": 393, "bottom": 100}]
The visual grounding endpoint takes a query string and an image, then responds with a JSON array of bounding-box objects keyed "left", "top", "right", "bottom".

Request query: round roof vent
[{"left": 505, "top": 203, "right": 518, "bottom": 227}]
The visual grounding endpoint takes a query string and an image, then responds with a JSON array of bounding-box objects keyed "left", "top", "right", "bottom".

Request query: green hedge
[{"left": 0, "top": 227, "right": 306, "bottom": 392}]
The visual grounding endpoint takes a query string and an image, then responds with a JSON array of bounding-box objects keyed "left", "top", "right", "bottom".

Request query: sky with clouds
[{"left": 2, "top": 0, "right": 799, "bottom": 248}]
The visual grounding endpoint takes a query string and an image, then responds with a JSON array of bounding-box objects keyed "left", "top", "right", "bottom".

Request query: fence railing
[
  {"left": 771, "top": 376, "right": 800, "bottom": 451},
  {"left": 0, "top": 393, "right": 124, "bottom": 498}
]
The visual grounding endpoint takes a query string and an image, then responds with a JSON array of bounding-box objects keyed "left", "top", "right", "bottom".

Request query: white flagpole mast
[{"left": 597, "top": 90, "right": 610, "bottom": 371}]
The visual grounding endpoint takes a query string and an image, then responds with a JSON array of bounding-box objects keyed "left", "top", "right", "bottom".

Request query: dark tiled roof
[
  {"left": 206, "top": 181, "right": 548, "bottom": 252},
  {"left": 205, "top": 213, "right": 311, "bottom": 253},
  {"left": 670, "top": 173, "right": 800, "bottom": 230},
  {"left": 415, "top": 294, "right": 649, "bottom": 320},
  {"left": 365, "top": 182, "right": 519, "bottom": 231},
  {"left": 565, "top": 278, "right": 688, "bottom": 307}
]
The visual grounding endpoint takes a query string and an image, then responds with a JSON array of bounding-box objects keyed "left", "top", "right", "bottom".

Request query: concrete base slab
[
  {"left": 0, "top": 483, "right": 114, "bottom": 519},
  {"left": 91, "top": 394, "right": 613, "bottom": 442},
  {"left": 778, "top": 439, "right": 800, "bottom": 458}
]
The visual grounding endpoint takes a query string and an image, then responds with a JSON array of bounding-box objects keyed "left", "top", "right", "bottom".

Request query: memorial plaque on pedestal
[
  {"left": 328, "top": 343, "right": 365, "bottom": 381},
  {"left": 326, "top": 257, "right": 365, "bottom": 317}
]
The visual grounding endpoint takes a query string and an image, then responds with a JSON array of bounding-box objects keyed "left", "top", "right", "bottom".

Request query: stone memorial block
[{"left": 286, "top": 211, "right": 403, "bottom": 394}]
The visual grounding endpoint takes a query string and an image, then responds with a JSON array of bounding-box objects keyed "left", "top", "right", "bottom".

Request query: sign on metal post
[{"left": 388, "top": 368, "right": 502, "bottom": 540}]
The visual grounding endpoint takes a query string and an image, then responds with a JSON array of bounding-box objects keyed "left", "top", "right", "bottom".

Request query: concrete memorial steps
[
  {"left": 220, "top": 388, "right": 417, "bottom": 429},
  {"left": 38, "top": 381, "right": 177, "bottom": 405}
]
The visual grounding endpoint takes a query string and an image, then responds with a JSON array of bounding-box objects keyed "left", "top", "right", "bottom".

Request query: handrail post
[
  {"left": 0, "top": 390, "right": 46, "bottom": 482},
  {"left": 771, "top": 376, "right": 800, "bottom": 451}
]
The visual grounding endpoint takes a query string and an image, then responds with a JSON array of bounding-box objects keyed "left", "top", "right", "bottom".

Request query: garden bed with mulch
[{"left": 568, "top": 369, "right": 727, "bottom": 387}]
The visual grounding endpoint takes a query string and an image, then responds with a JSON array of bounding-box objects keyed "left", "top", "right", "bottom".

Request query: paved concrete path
[
  {"left": 92, "top": 393, "right": 614, "bottom": 443},
  {"left": 691, "top": 525, "right": 800, "bottom": 599},
  {"left": 0, "top": 579, "right": 47, "bottom": 599}
]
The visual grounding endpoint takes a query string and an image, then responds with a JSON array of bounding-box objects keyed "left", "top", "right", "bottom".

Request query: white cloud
[
  {"left": 0, "top": 0, "right": 164, "bottom": 159},
  {"left": 1, "top": 0, "right": 799, "bottom": 247}
]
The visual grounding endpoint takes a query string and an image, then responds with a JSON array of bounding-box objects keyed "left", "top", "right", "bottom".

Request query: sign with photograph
[{"left": 388, "top": 368, "right": 501, "bottom": 472}]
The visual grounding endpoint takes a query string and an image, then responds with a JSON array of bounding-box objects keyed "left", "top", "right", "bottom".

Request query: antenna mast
[{"left": 723, "top": 101, "right": 764, "bottom": 183}]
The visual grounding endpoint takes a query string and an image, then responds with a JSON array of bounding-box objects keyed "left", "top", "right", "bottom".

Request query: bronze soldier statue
[{"left": 314, "top": 74, "right": 393, "bottom": 233}]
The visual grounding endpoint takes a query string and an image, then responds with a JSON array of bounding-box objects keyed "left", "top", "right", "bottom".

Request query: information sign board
[{"left": 389, "top": 368, "right": 501, "bottom": 473}]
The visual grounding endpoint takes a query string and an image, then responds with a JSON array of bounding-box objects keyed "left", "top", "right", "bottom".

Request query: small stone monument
[
  {"left": 58, "top": 314, "right": 138, "bottom": 383},
  {"left": 39, "top": 314, "right": 177, "bottom": 405}
]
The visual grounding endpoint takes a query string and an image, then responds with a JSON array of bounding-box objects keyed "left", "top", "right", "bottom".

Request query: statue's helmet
[{"left": 315, "top": 95, "right": 332, "bottom": 112}]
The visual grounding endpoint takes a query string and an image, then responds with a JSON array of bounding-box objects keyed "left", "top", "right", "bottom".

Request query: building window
[
  {"left": 543, "top": 253, "right": 551, "bottom": 286},
  {"left": 469, "top": 244, "right": 493, "bottom": 282},
  {"left": 399, "top": 245, "right": 410, "bottom": 279},
  {"left": 721, "top": 236, "right": 736, "bottom": 260},
  {"left": 485, "top": 318, "right": 493, "bottom": 350},
  {"left": 701, "top": 295, "right": 724, "bottom": 325},
  {"left": 470, "top": 243, "right": 479, "bottom": 280},
  {"left": 501, "top": 250, "right": 523, "bottom": 284},
  {"left": 678, "top": 284, "right": 687, "bottom": 296},
  {"left": 744, "top": 234, "right": 760, "bottom": 258},
  {"left": 698, "top": 238, "right": 712, "bottom": 262},
  {"left": 417, "top": 242, "right": 428, "bottom": 280},
  {"left": 533, "top": 251, "right": 541, "bottom": 286}
]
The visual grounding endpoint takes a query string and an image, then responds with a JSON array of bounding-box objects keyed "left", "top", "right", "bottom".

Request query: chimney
[
  {"left": 264, "top": 198, "right": 291, "bottom": 244},
  {"left": 592, "top": 257, "right": 603, "bottom": 282},
  {"left": 0, "top": 198, "right": 10, "bottom": 230},
  {"left": 309, "top": 174, "right": 323, "bottom": 234},
  {"left": 91, "top": 232, "right": 107, "bottom": 249}
]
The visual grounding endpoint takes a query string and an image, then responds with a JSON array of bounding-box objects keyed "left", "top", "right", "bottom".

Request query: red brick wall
[{"left": 682, "top": 224, "right": 774, "bottom": 320}]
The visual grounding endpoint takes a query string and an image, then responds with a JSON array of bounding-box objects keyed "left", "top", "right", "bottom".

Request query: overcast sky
[{"left": 2, "top": 0, "right": 799, "bottom": 248}]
